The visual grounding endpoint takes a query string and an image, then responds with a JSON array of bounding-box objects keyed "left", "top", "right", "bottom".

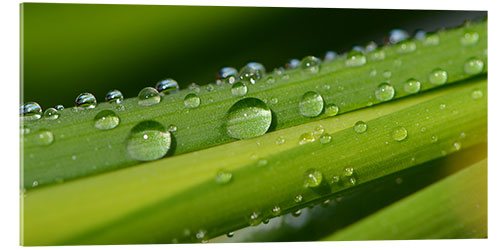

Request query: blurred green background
[{"left": 20, "top": 3, "right": 486, "bottom": 108}]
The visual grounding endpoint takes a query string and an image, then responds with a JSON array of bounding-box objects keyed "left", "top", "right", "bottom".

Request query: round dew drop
[
  {"left": 105, "top": 89, "right": 124, "bottom": 104},
  {"left": 345, "top": 50, "right": 366, "bottom": 67},
  {"left": 319, "top": 134, "right": 332, "bottom": 144},
  {"left": 375, "top": 83, "right": 395, "bottom": 102},
  {"left": 125, "top": 121, "right": 171, "bottom": 161},
  {"left": 292, "top": 210, "right": 302, "bottom": 217},
  {"left": 231, "top": 82, "right": 248, "bottom": 97},
  {"left": 94, "top": 110, "right": 120, "bottom": 130},
  {"left": 471, "top": 89, "right": 483, "bottom": 100},
  {"left": 75, "top": 93, "right": 97, "bottom": 109},
  {"left": 404, "top": 78, "right": 421, "bottom": 94},
  {"left": 299, "top": 91, "right": 324, "bottom": 117},
  {"left": 44, "top": 108, "right": 59, "bottom": 120},
  {"left": 184, "top": 93, "right": 201, "bottom": 108},
  {"left": 429, "top": 69, "right": 448, "bottom": 85},
  {"left": 225, "top": 98, "right": 272, "bottom": 139},
  {"left": 461, "top": 31, "right": 479, "bottom": 46},
  {"left": 325, "top": 104, "right": 339, "bottom": 117},
  {"left": 397, "top": 41, "right": 416, "bottom": 53},
  {"left": 34, "top": 129, "right": 54, "bottom": 146},
  {"left": 138, "top": 87, "right": 161, "bottom": 106},
  {"left": 304, "top": 169, "right": 323, "bottom": 188},
  {"left": 272, "top": 206, "right": 281, "bottom": 215},
  {"left": 248, "top": 212, "right": 262, "bottom": 226},
  {"left": 55, "top": 105, "right": 64, "bottom": 111},
  {"left": 354, "top": 121, "right": 367, "bottom": 133},
  {"left": 294, "top": 194, "right": 303, "bottom": 203},
  {"left": 155, "top": 78, "right": 179, "bottom": 95},
  {"left": 217, "top": 67, "right": 238, "bottom": 84},
  {"left": 392, "top": 126, "right": 408, "bottom": 141},
  {"left": 464, "top": 57, "right": 484, "bottom": 75},
  {"left": 21, "top": 102, "right": 42, "bottom": 121},
  {"left": 301, "top": 56, "right": 321, "bottom": 73}
]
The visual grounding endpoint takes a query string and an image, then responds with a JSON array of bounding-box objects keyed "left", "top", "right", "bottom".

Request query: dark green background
[{"left": 20, "top": 4, "right": 486, "bottom": 108}]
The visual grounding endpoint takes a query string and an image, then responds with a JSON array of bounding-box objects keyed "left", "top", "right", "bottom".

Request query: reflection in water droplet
[
  {"left": 345, "top": 51, "right": 366, "bottom": 67},
  {"left": 354, "top": 121, "right": 367, "bottom": 133},
  {"left": 231, "top": 82, "right": 248, "bottom": 97},
  {"left": 217, "top": 67, "right": 238, "bottom": 84},
  {"left": 429, "top": 69, "right": 448, "bottom": 85},
  {"left": 325, "top": 104, "right": 339, "bottom": 117},
  {"left": 404, "top": 78, "right": 421, "bottom": 94},
  {"left": 55, "top": 105, "right": 64, "bottom": 111},
  {"left": 239, "top": 62, "right": 265, "bottom": 84},
  {"left": 248, "top": 212, "right": 262, "bottom": 226},
  {"left": 155, "top": 78, "right": 179, "bottom": 95},
  {"left": 301, "top": 56, "right": 321, "bottom": 73},
  {"left": 184, "top": 93, "right": 201, "bottom": 108},
  {"left": 298, "top": 132, "right": 315, "bottom": 145},
  {"left": 431, "top": 135, "right": 438, "bottom": 143},
  {"left": 125, "top": 121, "right": 171, "bottom": 161},
  {"left": 291, "top": 210, "right": 302, "bottom": 217},
  {"left": 299, "top": 91, "right": 324, "bottom": 117},
  {"left": 34, "top": 129, "right": 54, "bottom": 146},
  {"left": 272, "top": 205, "right": 281, "bottom": 215},
  {"left": 464, "top": 57, "right": 484, "bottom": 75},
  {"left": 225, "top": 98, "right": 272, "bottom": 139},
  {"left": 94, "top": 110, "right": 120, "bottom": 130},
  {"left": 105, "top": 89, "right": 124, "bottom": 103},
  {"left": 168, "top": 124, "right": 177, "bottom": 132},
  {"left": 75, "top": 93, "right": 97, "bottom": 109},
  {"left": 138, "top": 87, "right": 161, "bottom": 106},
  {"left": 392, "top": 126, "right": 408, "bottom": 141},
  {"left": 375, "top": 83, "right": 395, "bottom": 102},
  {"left": 44, "top": 108, "right": 59, "bottom": 120},
  {"left": 304, "top": 169, "right": 323, "bottom": 188},
  {"left": 331, "top": 175, "right": 340, "bottom": 183}
]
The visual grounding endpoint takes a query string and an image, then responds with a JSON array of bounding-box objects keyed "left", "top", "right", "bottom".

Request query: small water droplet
[
  {"left": 431, "top": 135, "right": 438, "bottom": 143},
  {"left": 188, "top": 83, "right": 200, "bottom": 93},
  {"left": 286, "top": 58, "right": 301, "bottom": 69},
  {"left": 168, "top": 124, "right": 177, "bottom": 132},
  {"left": 294, "top": 194, "right": 303, "bottom": 203},
  {"left": 248, "top": 212, "right": 262, "bottom": 226},
  {"left": 324, "top": 51, "right": 337, "bottom": 62},
  {"left": 461, "top": 31, "right": 479, "bottom": 46},
  {"left": 105, "top": 89, "right": 124, "bottom": 104},
  {"left": 231, "top": 82, "right": 248, "bottom": 97},
  {"left": 155, "top": 78, "right": 179, "bottom": 95},
  {"left": 218, "top": 67, "right": 238, "bottom": 84},
  {"left": 464, "top": 57, "right": 484, "bottom": 75},
  {"left": 349, "top": 177, "right": 357, "bottom": 185},
  {"left": 392, "top": 126, "right": 408, "bottom": 141},
  {"left": 364, "top": 41, "right": 378, "bottom": 53},
  {"left": 301, "top": 56, "right": 321, "bottom": 73},
  {"left": 345, "top": 50, "right": 366, "bottom": 67},
  {"left": 313, "top": 125, "right": 324, "bottom": 136},
  {"left": 265, "top": 76, "right": 276, "bottom": 84},
  {"left": 460, "top": 132, "right": 466, "bottom": 139},
  {"left": 375, "top": 83, "right": 395, "bottom": 102},
  {"left": 298, "top": 132, "right": 315, "bottom": 145},
  {"left": 257, "top": 159, "right": 268, "bottom": 167},
  {"left": 225, "top": 98, "right": 272, "bottom": 139},
  {"left": 382, "top": 70, "right": 392, "bottom": 78},
  {"left": 215, "top": 170, "right": 232, "bottom": 184},
  {"left": 414, "top": 29, "right": 426, "bottom": 40},
  {"left": 397, "top": 41, "right": 416, "bottom": 53},
  {"left": 344, "top": 167, "right": 354, "bottom": 177},
  {"left": 55, "top": 105, "right": 64, "bottom": 111},
  {"left": 453, "top": 141, "right": 462, "bottom": 151},
  {"left": 43, "top": 108, "right": 59, "bottom": 120},
  {"left": 439, "top": 103, "right": 447, "bottom": 110},
  {"left": 354, "top": 121, "right": 367, "bottom": 133},
  {"left": 319, "top": 134, "right": 332, "bottom": 144},
  {"left": 303, "top": 169, "right": 323, "bottom": 188},
  {"left": 138, "top": 87, "right": 161, "bottom": 106},
  {"left": 388, "top": 29, "right": 409, "bottom": 44},
  {"left": 331, "top": 175, "right": 340, "bottom": 183},
  {"left": 226, "top": 232, "right": 234, "bottom": 238},
  {"left": 75, "top": 93, "right": 97, "bottom": 109},
  {"left": 404, "top": 78, "right": 421, "bottom": 94},
  {"left": 94, "top": 110, "right": 120, "bottom": 130},
  {"left": 239, "top": 62, "right": 265, "bottom": 84},
  {"left": 299, "top": 91, "right": 324, "bottom": 117},
  {"left": 275, "top": 136, "right": 285, "bottom": 145},
  {"left": 34, "top": 129, "right": 54, "bottom": 146},
  {"left": 370, "top": 49, "right": 386, "bottom": 61},
  {"left": 429, "top": 69, "right": 448, "bottom": 85},
  {"left": 291, "top": 209, "right": 302, "bottom": 217},
  {"left": 125, "top": 121, "right": 171, "bottom": 161},
  {"left": 325, "top": 104, "right": 339, "bottom": 117},
  {"left": 423, "top": 33, "right": 439, "bottom": 46},
  {"left": 32, "top": 180, "right": 38, "bottom": 187},
  {"left": 184, "top": 93, "right": 201, "bottom": 108},
  {"left": 270, "top": 97, "right": 278, "bottom": 105},
  {"left": 196, "top": 229, "right": 207, "bottom": 240},
  {"left": 272, "top": 205, "right": 281, "bottom": 215}
]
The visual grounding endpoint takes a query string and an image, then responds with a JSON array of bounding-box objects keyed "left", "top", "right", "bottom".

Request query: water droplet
[
  {"left": 349, "top": 177, "right": 357, "bottom": 185},
  {"left": 453, "top": 141, "right": 462, "bottom": 151},
  {"left": 291, "top": 210, "right": 302, "bottom": 217},
  {"left": 375, "top": 83, "right": 395, "bottom": 102},
  {"left": 43, "top": 108, "right": 59, "bottom": 120},
  {"left": 461, "top": 31, "right": 479, "bottom": 46},
  {"left": 471, "top": 89, "right": 483, "bottom": 100},
  {"left": 392, "top": 126, "right": 408, "bottom": 141},
  {"left": 231, "top": 82, "right": 248, "bottom": 97},
  {"left": 196, "top": 229, "right": 207, "bottom": 240},
  {"left": 429, "top": 69, "right": 448, "bottom": 85},
  {"left": 225, "top": 98, "right": 272, "bottom": 139},
  {"left": 370, "top": 49, "right": 385, "bottom": 61},
  {"left": 270, "top": 97, "right": 279, "bottom": 105},
  {"left": 248, "top": 212, "right": 262, "bottom": 226},
  {"left": 299, "top": 91, "right": 324, "bottom": 117},
  {"left": 440, "top": 103, "right": 447, "bottom": 110},
  {"left": 388, "top": 29, "right": 409, "bottom": 44},
  {"left": 226, "top": 232, "right": 234, "bottom": 238},
  {"left": 414, "top": 29, "right": 426, "bottom": 40},
  {"left": 303, "top": 169, "right": 323, "bottom": 188},
  {"left": 168, "top": 124, "right": 177, "bottom": 132},
  {"left": 397, "top": 41, "right": 416, "bottom": 53},
  {"left": 215, "top": 170, "right": 232, "bottom": 184},
  {"left": 423, "top": 33, "right": 439, "bottom": 46},
  {"left": 431, "top": 135, "right": 438, "bottom": 143},
  {"left": 188, "top": 83, "right": 200, "bottom": 93},
  {"left": 239, "top": 62, "right": 265, "bottom": 84},
  {"left": 257, "top": 159, "right": 268, "bottom": 167},
  {"left": 382, "top": 70, "right": 392, "bottom": 78},
  {"left": 32, "top": 180, "right": 38, "bottom": 187},
  {"left": 105, "top": 89, "right": 124, "bottom": 104},
  {"left": 460, "top": 132, "right": 466, "bottom": 139},
  {"left": 331, "top": 175, "right": 340, "bottom": 183},
  {"left": 55, "top": 105, "right": 64, "bottom": 111},
  {"left": 275, "top": 136, "right": 285, "bottom": 145},
  {"left": 344, "top": 167, "right": 354, "bottom": 177},
  {"left": 137, "top": 87, "right": 161, "bottom": 106},
  {"left": 294, "top": 194, "right": 303, "bottom": 203},
  {"left": 20, "top": 102, "right": 42, "bottom": 121},
  {"left": 313, "top": 125, "right": 325, "bottom": 136},
  {"left": 75, "top": 93, "right": 97, "bottom": 109},
  {"left": 286, "top": 58, "right": 301, "bottom": 69},
  {"left": 345, "top": 50, "right": 366, "bottom": 67},
  {"left": 301, "top": 56, "right": 321, "bottom": 73},
  {"left": 354, "top": 121, "right": 367, "bottom": 133},
  {"left": 34, "top": 129, "right": 54, "bottom": 146},
  {"left": 265, "top": 76, "right": 276, "bottom": 84},
  {"left": 270, "top": 206, "right": 281, "bottom": 216},
  {"left": 184, "top": 93, "right": 201, "bottom": 108},
  {"left": 364, "top": 41, "right": 378, "bottom": 53},
  {"left": 218, "top": 67, "right": 238, "bottom": 84},
  {"left": 125, "top": 121, "right": 171, "bottom": 161},
  {"left": 155, "top": 78, "right": 179, "bottom": 95},
  {"left": 325, "top": 104, "right": 339, "bottom": 117},
  {"left": 324, "top": 51, "right": 337, "bottom": 62},
  {"left": 404, "top": 78, "right": 421, "bottom": 94},
  {"left": 319, "top": 134, "right": 332, "bottom": 144},
  {"left": 464, "top": 57, "right": 484, "bottom": 75},
  {"left": 298, "top": 132, "right": 315, "bottom": 145},
  {"left": 94, "top": 110, "right": 120, "bottom": 130}
]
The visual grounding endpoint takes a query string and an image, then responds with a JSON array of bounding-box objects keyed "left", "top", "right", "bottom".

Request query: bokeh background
[{"left": 20, "top": 4, "right": 486, "bottom": 108}]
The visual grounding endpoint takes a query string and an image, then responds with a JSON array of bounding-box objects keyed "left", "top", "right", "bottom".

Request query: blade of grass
[
  {"left": 21, "top": 77, "right": 487, "bottom": 245},
  {"left": 21, "top": 20, "right": 487, "bottom": 189}
]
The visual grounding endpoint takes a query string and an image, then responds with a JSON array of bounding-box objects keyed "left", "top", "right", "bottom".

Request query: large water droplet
[
  {"left": 225, "top": 98, "right": 272, "bottom": 139},
  {"left": 75, "top": 93, "right": 97, "bottom": 109},
  {"left": 303, "top": 169, "right": 323, "bottom": 188},
  {"left": 375, "top": 83, "right": 395, "bottom": 102},
  {"left": 345, "top": 50, "right": 366, "bottom": 67},
  {"left": 461, "top": 31, "right": 479, "bottom": 46},
  {"left": 184, "top": 93, "right": 201, "bottom": 109},
  {"left": 105, "top": 89, "right": 124, "bottom": 104},
  {"left": 217, "top": 67, "right": 238, "bottom": 84},
  {"left": 301, "top": 56, "right": 321, "bottom": 73},
  {"left": 354, "top": 121, "right": 367, "bottom": 133},
  {"left": 138, "top": 87, "right": 161, "bottom": 106},
  {"left": 404, "top": 78, "right": 421, "bottom": 94},
  {"left": 429, "top": 69, "right": 448, "bottom": 85},
  {"left": 125, "top": 121, "right": 171, "bottom": 161},
  {"left": 43, "top": 108, "right": 59, "bottom": 120},
  {"left": 325, "top": 104, "right": 339, "bottom": 117},
  {"left": 299, "top": 91, "right": 324, "bottom": 117},
  {"left": 231, "top": 82, "right": 248, "bottom": 97},
  {"left": 392, "top": 126, "right": 408, "bottom": 141},
  {"left": 94, "top": 110, "right": 120, "bottom": 130},
  {"left": 155, "top": 78, "right": 179, "bottom": 95},
  {"left": 397, "top": 41, "right": 416, "bottom": 53},
  {"left": 464, "top": 57, "right": 484, "bottom": 75},
  {"left": 215, "top": 170, "right": 232, "bottom": 184},
  {"left": 34, "top": 129, "right": 54, "bottom": 146}
]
